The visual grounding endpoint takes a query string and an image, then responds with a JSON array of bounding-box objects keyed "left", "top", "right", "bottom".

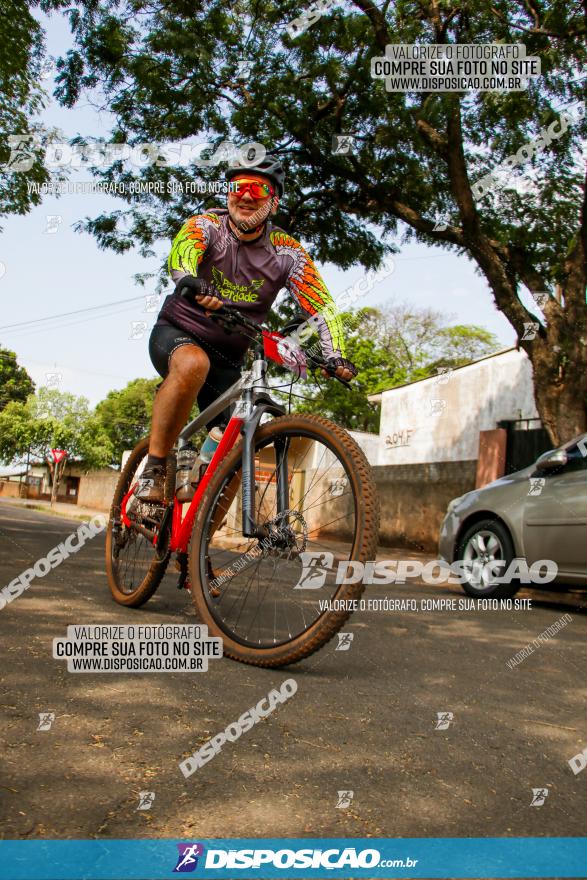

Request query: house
[
  {"left": 367, "top": 346, "right": 544, "bottom": 471},
  {"left": 363, "top": 346, "right": 553, "bottom": 550},
  {"left": 1, "top": 459, "right": 121, "bottom": 510},
  {"left": 0, "top": 465, "right": 30, "bottom": 499},
  {"left": 27, "top": 460, "right": 85, "bottom": 503}
]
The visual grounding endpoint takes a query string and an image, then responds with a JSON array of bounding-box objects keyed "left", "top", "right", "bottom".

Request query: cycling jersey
[{"left": 158, "top": 208, "right": 346, "bottom": 364}]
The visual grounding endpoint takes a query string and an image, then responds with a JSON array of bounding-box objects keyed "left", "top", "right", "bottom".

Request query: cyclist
[{"left": 135, "top": 153, "right": 357, "bottom": 503}]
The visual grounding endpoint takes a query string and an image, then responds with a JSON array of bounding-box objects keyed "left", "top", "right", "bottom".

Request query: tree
[
  {"left": 0, "top": 1, "right": 55, "bottom": 225},
  {"left": 94, "top": 377, "right": 160, "bottom": 464},
  {"left": 291, "top": 304, "right": 500, "bottom": 430},
  {"left": 0, "top": 388, "right": 113, "bottom": 500},
  {"left": 368, "top": 305, "right": 501, "bottom": 383},
  {"left": 45, "top": 0, "right": 586, "bottom": 443},
  {"left": 0, "top": 345, "right": 35, "bottom": 410}
]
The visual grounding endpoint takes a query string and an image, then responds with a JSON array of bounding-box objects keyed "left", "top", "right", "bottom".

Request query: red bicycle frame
[
  {"left": 170, "top": 415, "right": 244, "bottom": 553},
  {"left": 119, "top": 328, "right": 304, "bottom": 556}
]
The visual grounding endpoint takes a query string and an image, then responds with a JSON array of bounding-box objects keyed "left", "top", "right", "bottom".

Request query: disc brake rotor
[{"left": 261, "top": 509, "right": 308, "bottom": 558}]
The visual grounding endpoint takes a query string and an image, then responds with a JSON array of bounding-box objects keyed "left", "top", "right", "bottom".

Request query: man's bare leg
[
  {"left": 133, "top": 346, "right": 211, "bottom": 503},
  {"left": 149, "top": 345, "right": 210, "bottom": 457}
]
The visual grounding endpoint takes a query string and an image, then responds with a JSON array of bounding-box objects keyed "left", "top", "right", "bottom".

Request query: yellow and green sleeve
[
  {"left": 270, "top": 230, "right": 346, "bottom": 359},
  {"left": 167, "top": 212, "right": 221, "bottom": 281}
]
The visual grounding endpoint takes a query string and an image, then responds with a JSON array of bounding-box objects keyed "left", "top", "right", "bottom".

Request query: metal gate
[{"left": 497, "top": 418, "right": 552, "bottom": 474}]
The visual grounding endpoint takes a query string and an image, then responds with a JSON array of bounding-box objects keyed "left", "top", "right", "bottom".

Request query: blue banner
[{"left": 1, "top": 838, "right": 587, "bottom": 879}]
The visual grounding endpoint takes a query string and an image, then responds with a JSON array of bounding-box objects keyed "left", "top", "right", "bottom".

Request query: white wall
[
  {"left": 377, "top": 348, "right": 538, "bottom": 465},
  {"left": 349, "top": 430, "right": 380, "bottom": 465}
]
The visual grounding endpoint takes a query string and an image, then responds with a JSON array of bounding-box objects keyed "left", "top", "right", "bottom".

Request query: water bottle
[
  {"left": 175, "top": 444, "right": 197, "bottom": 502},
  {"left": 189, "top": 427, "right": 224, "bottom": 488}
]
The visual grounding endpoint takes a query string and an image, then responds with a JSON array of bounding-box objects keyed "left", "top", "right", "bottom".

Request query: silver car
[{"left": 438, "top": 433, "right": 587, "bottom": 598}]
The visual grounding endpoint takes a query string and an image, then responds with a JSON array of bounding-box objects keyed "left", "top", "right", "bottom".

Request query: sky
[{"left": 0, "top": 9, "right": 517, "bottom": 408}]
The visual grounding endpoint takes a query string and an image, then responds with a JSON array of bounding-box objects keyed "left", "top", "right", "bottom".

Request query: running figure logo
[
  {"left": 293, "top": 551, "right": 334, "bottom": 589},
  {"left": 434, "top": 712, "right": 454, "bottom": 730},
  {"left": 173, "top": 843, "right": 205, "bottom": 873},
  {"left": 336, "top": 632, "right": 354, "bottom": 651},
  {"left": 336, "top": 790, "right": 354, "bottom": 808},
  {"left": 528, "top": 478, "right": 546, "bottom": 496},
  {"left": 37, "top": 712, "right": 55, "bottom": 731},
  {"left": 136, "top": 791, "right": 155, "bottom": 811},
  {"left": 530, "top": 788, "right": 548, "bottom": 807}
]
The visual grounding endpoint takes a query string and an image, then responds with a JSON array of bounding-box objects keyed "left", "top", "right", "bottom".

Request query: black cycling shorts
[{"left": 149, "top": 320, "right": 243, "bottom": 430}]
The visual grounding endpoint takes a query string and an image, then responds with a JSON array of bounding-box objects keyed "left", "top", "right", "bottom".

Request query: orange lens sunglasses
[{"left": 230, "top": 177, "right": 275, "bottom": 199}]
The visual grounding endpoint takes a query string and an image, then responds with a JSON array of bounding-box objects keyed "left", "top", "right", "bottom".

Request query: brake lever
[
  {"left": 331, "top": 373, "right": 353, "bottom": 388},
  {"left": 306, "top": 354, "right": 353, "bottom": 389}
]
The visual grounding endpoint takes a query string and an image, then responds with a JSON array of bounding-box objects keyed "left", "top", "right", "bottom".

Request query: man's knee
[{"left": 168, "top": 345, "right": 210, "bottom": 385}]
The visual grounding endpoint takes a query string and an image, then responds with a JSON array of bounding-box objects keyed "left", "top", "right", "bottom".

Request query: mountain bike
[{"left": 105, "top": 302, "right": 379, "bottom": 667}]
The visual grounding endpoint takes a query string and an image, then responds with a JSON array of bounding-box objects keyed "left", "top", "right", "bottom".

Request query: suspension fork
[
  {"left": 274, "top": 435, "right": 291, "bottom": 515},
  {"left": 240, "top": 393, "right": 287, "bottom": 538}
]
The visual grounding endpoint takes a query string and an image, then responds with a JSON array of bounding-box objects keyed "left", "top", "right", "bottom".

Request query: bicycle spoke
[
  {"left": 108, "top": 448, "right": 167, "bottom": 598},
  {"left": 200, "top": 426, "right": 360, "bottom": 648}
]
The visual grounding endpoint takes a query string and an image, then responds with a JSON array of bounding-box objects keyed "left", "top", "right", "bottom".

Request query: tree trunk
[
  {"left": 50, "top": 458, "right": 65, "bottom": 507},
  {"left": 50, "top": 462, "right": 58, "bottom": 507},
  {"left": 529, "top": 331, "right": 587, "bottom": 447}
]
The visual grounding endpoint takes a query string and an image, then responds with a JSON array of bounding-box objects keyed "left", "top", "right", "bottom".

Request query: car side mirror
[{"left": 535, "top": 449, "right": 568, "bottom": 471}]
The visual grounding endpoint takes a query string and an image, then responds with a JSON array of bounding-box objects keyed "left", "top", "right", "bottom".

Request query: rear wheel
[
  {"left": 105, "top": 437, "right": 175, "bottom": 607},
  {"left": 189, "top": 413, "right": 380, "bottom": 667}
]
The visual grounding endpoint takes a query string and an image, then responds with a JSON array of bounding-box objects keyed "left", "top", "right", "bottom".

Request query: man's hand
[
  {"left": 321, "top": 356, "right": 358, "bottom": 382},
  {"left": 195, "top": 293, "right": 223, "bottom": 312},
  {"left": 175, "top": 276, "right": 224, "bottom": 315},
  {"left": 321, "top": 365, "right": 354, "bottom": 381},
  {"left": 176, "top": 275, "right": 223, "bottom": 312}
]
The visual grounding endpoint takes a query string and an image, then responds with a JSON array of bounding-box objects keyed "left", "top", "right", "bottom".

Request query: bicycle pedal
[{"left": 176, "top": 571, "right": 191, "bottom": 591}]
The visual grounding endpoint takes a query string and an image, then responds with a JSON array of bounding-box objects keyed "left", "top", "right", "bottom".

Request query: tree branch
[
  {"left": 489, "top": 4, "right": 586, "bottom": 39},
  {"left": 350, "top": 0, "right": 391, "bottom": 50},
  {"left": 415, "top": 117, "right": 449, "bottom": 158},
  {"left": 445, "top": 96, "right": 479, "bottom": 232}
]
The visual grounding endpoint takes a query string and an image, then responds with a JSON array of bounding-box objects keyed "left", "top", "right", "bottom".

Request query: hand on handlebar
[
  {"left": 320, "top": 356, "right": 358, "bottom": 384},
  {"left": 195, "top": 293, "right": 224, "bottom": 313},
  {"left": 321, "top": 364, "right": 355, "bottom": 382},
  {"left": 176, "top": 275, "right": 224, "bottom": 314}
]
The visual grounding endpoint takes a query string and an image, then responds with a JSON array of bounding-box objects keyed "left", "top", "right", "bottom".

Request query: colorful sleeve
[
  {"left": 167, "top": 212, "right": 221, "bottom": 283},
  {"left": 270, "top": 230, "right": 346, "bottom": 359}
]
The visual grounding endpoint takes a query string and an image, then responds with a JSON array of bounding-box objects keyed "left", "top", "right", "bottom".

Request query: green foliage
[
  {"left": 0, "top": 388, "right": 113, "bottom": 470},
  {"left": 290, "top": 304, "right": 501, "bottom": 430},
  {"left": 0, "top": 2, "right": 53, "bottom": 225},
  {"left": 94, "top": 377, "right": 160, "bottom": 463},
  {"left": 42, "top": 0, "right": 585, "bottom": 284},
  {"left": 12, "top": 0, "right": 586, "bottom": 436},
  {"left": 0, "top": 345, "right": 35, "bottom": 410}
]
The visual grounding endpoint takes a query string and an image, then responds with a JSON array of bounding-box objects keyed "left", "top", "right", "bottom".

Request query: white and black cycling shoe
[{"left": 132, "top": 464, "right": 166, "bottom": 505}]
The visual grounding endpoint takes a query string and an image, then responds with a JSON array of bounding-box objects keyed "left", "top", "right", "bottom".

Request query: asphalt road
[{"left": 1, "top": 501, "right": 586, "bottom": 843}]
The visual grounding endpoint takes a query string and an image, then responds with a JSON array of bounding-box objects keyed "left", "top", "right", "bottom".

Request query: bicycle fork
[{"left": 239, "top": 388, "right": 289, "bottom": 539}]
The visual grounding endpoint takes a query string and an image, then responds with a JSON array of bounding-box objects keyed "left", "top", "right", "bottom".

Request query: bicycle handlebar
[{"left": 177, "top": 285, "right": 352, "bottom": 387}]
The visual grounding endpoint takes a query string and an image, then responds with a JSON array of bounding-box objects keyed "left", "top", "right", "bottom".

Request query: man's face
[{"left": 227, "top": 173, "right": 277, "bottom": 228}]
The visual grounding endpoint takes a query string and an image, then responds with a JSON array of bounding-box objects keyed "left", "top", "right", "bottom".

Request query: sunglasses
[{"left": 230, "top": 177, "right": 275, "bottom": 199}]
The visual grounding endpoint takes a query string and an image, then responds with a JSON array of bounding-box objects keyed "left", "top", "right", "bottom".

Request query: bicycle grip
[{"left": 177, "top": 281, "right": 226, "bottom": 313}]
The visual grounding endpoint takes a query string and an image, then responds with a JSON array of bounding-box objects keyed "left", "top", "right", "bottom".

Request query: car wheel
[{"left": 455, "top": 518, "right": 521, "bottom": 599}]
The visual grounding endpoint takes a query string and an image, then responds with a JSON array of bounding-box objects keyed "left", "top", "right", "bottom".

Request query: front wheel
[
  {"left": 105, "top": 437, "right": 175, "bottom": 607},
  {"left": 456, "top": 518, "right": 521, "bottom": 599},
  {"left": 188, "top": 414, "right": 380, "bottom": 667}
]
